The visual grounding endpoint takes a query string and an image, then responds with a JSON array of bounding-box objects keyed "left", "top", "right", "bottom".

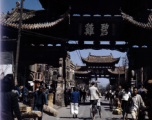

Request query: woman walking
[
  {"left": 121, "top": 86, "right": 131, "bottom": 120},
  {"left": 70, "top": 87, "right": 80, "bottom": 118}
]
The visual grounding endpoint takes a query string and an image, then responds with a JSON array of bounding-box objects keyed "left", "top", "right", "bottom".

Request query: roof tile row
[{"left": 81, "top": 53, "right": 120, "bottom": 63}]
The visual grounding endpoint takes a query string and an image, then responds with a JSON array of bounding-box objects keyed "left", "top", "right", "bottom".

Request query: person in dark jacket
[
  {"left": 79, "top": 89, "right": 83, "bottom": 103},
  {"left": 82, "top": 90, "right": 86, "bottom": 103},
  {"left": 138, "top": 84, "right": 146, "bottom": 120},
  {"left": 65, "top": 89, "right": 69, "bottom": 107},
  {"left": 30, "top": 85, "right": 48, "bottom": 120},
  {"left": 1, "top": 74, "right": 22, "bottom": 120},
  {"left": 70, "top": 87, "right": 80, "bottom": 118},
  {"left": 138, "top": 84, "right": 146, "bottom": 101}
]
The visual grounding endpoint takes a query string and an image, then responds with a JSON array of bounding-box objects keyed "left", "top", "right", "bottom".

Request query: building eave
[
  {"left": 1, "top": 7, "right": 70, "bottom": 30},
  {"left": 121, "top": 10, "right": 152, "bottom": 29}
]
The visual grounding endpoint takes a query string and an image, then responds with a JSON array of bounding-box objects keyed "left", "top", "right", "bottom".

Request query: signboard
[{"left": 70, "top": 17, "right": 124, "bottom": 41}]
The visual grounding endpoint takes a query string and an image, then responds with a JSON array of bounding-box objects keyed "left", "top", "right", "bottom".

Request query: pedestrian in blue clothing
[
  {"left": 29, "top": 85, "right": 48, "bottom": 120},
  {"left": 22, "top": 85, "right": 28, "bottom": 104},
  {"left": 70, "top": 87, "right": 80, "bottom": 118},
  {"left": 15, "top": 85, "right": 21, "bottom": 95}
]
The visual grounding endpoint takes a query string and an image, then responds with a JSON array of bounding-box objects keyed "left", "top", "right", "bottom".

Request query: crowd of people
[
  {"left": 104, "top": 85, "right": 148, "bottom": 120},
  {"left": 0, "top": 73, "right": 90, "bottom": 120},
  {"left": 0, "top": 74, "right": 53, "bottom": 120},
  {"left": 1, "top": 73, "right": 149, "bottom": 120}
]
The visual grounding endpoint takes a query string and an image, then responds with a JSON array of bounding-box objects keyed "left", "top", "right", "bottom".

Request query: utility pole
[{"left": 14, "top": 0, "right": 24, "bottom": 86}]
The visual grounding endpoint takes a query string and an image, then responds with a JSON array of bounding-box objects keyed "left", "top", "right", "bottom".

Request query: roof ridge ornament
[
  {"left": 89, "top": 52, "right": 91, "bottom": 55},
  {"left": 7, "top": 1, "right": 20, "bottom": 15},
  {"left": 16, "top": 1, "right": 20, "bottom": 11},
  {"left": 110, "top": 53, "right": 113, "bottom": 58},
  {"left": 88, "top": 52, "right": 91, "bottom": 60}
]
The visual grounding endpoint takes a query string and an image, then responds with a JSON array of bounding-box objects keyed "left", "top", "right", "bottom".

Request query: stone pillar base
[{"left": 55, "top": 82, "right": 65, "bottom": 107}]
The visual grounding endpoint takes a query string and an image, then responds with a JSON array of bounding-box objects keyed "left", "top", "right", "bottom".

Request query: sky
[{"left": 1, "top": 0, "right": 127, "bottom": 87}]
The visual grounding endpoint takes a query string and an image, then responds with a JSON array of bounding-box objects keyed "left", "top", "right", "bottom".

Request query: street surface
[{"left": 43, "top": 97, "right": 132, "bottom": 120}]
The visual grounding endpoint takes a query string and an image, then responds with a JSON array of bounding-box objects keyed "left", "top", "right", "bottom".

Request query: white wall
[{"left": 0, "top": 64, "right": 13, "bottom": 75}]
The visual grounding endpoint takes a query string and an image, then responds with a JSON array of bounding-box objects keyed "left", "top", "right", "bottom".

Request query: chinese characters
[
  {"left": 84, "top": 23, "right": 110, "bottom": 36},
  {"left": 84, "top": 23, "right": 94, "bottom": 36},
  {"left": 100, "top": 23, "right": 109, "bottom": 36}
]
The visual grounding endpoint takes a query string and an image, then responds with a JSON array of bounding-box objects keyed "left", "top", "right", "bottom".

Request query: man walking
[
  {"left": 70, "top": 87, "right": 80, "bottom": 118},
  {"left": 129, "top": 87, "right": 146, "bottom": 120},
  {"left": 65, "top": 89, "right": 70, "bottom": 107},
  {"left": 30, "top": 86, "right": 48, "bottom": 120}
]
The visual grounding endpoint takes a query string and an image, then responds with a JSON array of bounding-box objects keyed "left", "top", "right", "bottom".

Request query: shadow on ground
[
  {"left": 104, "top": 118, "right": 132, "bottom": 120},
  {"left": 80, "top": 102, "right": 91, "bottom": 106},
  {"left": 101, "top": 102, "right": 110, "bottom": 106}
]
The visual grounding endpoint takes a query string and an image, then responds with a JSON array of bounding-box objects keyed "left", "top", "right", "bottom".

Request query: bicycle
[{"left": 90, "top": 100, "right": 102, "bottom": 120}]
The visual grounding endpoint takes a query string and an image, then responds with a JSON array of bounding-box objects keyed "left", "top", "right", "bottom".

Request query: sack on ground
[
  {"left": 21, "top": 111, "right": 41, "bottom": 118},
  {"left": 43, "top": 105, "right": 58, "bottom": 117}
]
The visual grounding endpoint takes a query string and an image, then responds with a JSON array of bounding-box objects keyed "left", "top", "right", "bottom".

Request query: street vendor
[{"left": 29, "top": 85, "right": 48, "bottom": 120}]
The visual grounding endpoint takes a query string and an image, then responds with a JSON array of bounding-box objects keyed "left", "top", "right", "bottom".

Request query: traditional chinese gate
[{"left": 1, "top": 0, "right": 152, "bottom": 107}]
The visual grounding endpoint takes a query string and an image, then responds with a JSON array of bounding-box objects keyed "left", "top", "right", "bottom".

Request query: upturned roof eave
[
  {"left": 1, "top": 8, "right": 70, "bottom": 30},
  {"left": 120, "top": 10, "right": 152, "bottom": 29},
  {"left": 107, "top": 68, "right": 125, "bottom": 75}
]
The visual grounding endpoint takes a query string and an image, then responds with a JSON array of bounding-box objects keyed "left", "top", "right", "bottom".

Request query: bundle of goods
[
  {"left": 21, "top": 111, "right": 41, "bottom": 118},
  {"left": 47, "top": 93, "right": 54, "bottom": 107},
  {"left": 43, "top": 105, "right": 58, "bottom": 117},
  {"left": 20, "top": 106, "right": 32, "bottom": 112},
  {"left": 112, "top": 108, "right": 122, "bottom": 115}
]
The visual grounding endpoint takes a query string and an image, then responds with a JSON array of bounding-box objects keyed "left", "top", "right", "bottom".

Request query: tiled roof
[
  {"left": 121, "top": 10, "right": 152, "bottom": 29},
  {"left": 75, "top": 71, "right": 91, "bottom": 74},
  {"left": 75, "top": 65, "right": 91, "bottom": 74},
  {"left": 0, "top": 6, "right": 69, "bottom": 30},
  {"left": 108, "top": 66, "right": 125, "bottom": 75},
  {"left": 81, "top": 53, "right": 120, "bottom": 64}
]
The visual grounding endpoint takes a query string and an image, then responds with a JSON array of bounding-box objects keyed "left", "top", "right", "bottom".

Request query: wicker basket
[
  {"left": 112, "top": 109, "right": 122, "bottom": 115},
  {"left": 112, "top": 111, "right": 122, "bottom": 115}
]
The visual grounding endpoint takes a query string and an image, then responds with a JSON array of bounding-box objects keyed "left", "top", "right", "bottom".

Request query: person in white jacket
[
  {"left": 89, "top": 82, "right": 100, "bottom": 102},
  {"left": 89, "top": 82, "right": 102, "bottom": 115},
  {"left": 120, "top": 86, "right": 131, "bottom": 120}
]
